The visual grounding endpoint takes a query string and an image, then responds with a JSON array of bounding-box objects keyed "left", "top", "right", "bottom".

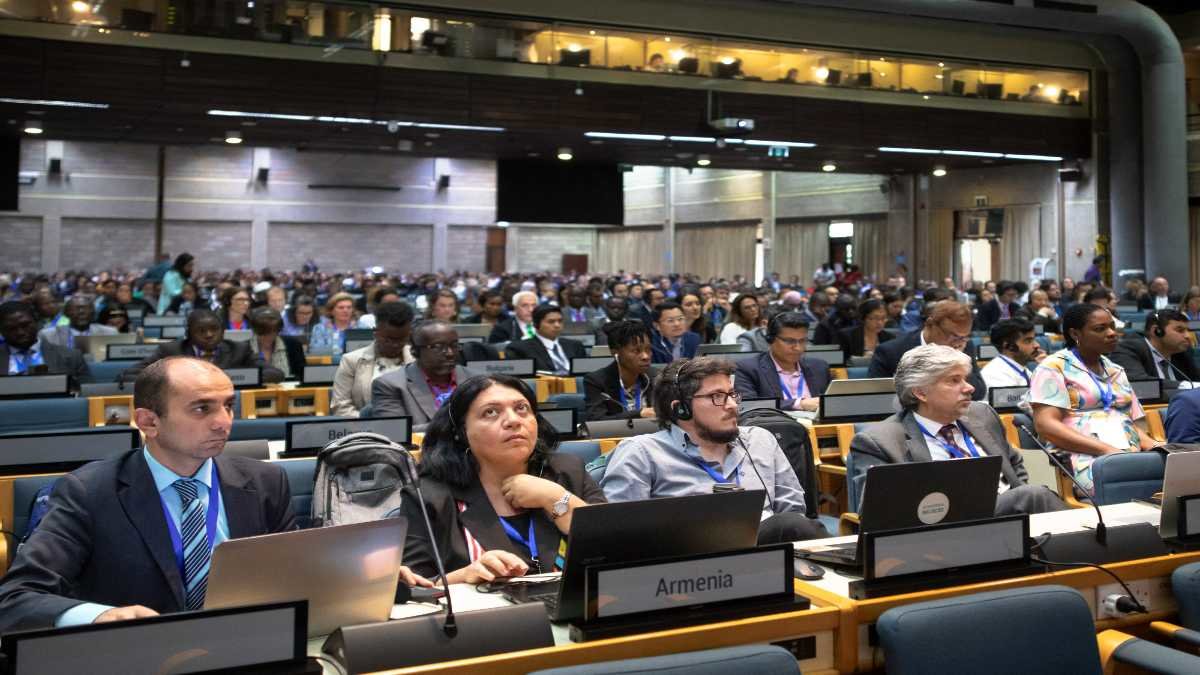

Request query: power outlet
[{"left": 1096, "top": 576, "right": 1173, "bottom": 618}]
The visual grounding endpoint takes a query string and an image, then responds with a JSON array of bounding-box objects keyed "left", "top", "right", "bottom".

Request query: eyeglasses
[
  {"left": 776, "top": 337, "right": 807, "bottom": 347},
  {"left": 936, "top": 323, "right": 971, "bottom": 345},
  {"left": 659, "top": 316, "right": 688, "bottom": 325},
  {"left": 693, "top": 390, "right": 742, "bottom": 407}
]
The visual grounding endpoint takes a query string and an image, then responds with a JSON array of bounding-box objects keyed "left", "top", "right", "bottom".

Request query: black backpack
[{"left": 738, "top": 408, "right": 818, "bottom": 518}]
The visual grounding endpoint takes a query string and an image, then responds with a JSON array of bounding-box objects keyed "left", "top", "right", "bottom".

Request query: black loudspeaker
[
  {"left": 47, "top": 158, "right": 62, "bottom": 175},
  {"left": 437, "top": 174, "right": 450, "bottom": 191},
  {"left": 256, "top": 167, "right": 270, "bottom": 184},
  {"left": 1058, "top": 166, "right": 1082, "bottom": 182},
  {"left": 321, "top": 603, "right": 552, "bottom": 674},
  {"left": 0, "top": 135, "right": 17, "bottom": 212}
]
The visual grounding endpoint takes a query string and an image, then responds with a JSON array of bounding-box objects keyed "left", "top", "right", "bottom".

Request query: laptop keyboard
[{"left": 530, "top": 592, "right": 559, "bottom": 614}]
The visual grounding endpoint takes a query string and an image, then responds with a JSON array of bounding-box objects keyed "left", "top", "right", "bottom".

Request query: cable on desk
[
  {"left": 312, "top": 653, "right": 348, "bottom": 675},
  {"left": 1030, "top": 555, "right": 1148, "bottom": 613}
]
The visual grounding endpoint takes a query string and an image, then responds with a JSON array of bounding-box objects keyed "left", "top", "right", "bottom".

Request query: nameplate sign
[
  {"left": 738, "top": 397, "right": 780, "bottom": 413},
  {"left": 574, "top": 334, "right": 597, "bottom": 348},
  {"left": 225, "top": 329, "right": 253, "bottom": 343},
  {"left": 988, "top": 386, "right": 1027, "bottom": 412},
  {"left": 301, "top": 364, "right": 338, "bottom": 386},
  {"left": 459, "top": 335, "right": 484, "bottom": 344},
  {"left": 223, "top": 367, "right": 261, "bottom": 389},
  {"left": 571, "top": 357, "right": 613, "bottom": 375},
  {"left": 161, "top": 325, "right": 186, "bottom": 339},
  {"left": 705, "top": 351, "right": 762, "bottom": 365},
  {"left": 585, "top": 544, "right": 792, "bottom": 620},
  {"left": 1177, "top": 495, "right": 1200, "bottom": 540},
  {"left": 860, "top": 515, "right": 1029, "bottom": 586},
  {"left": 0, "top": 374, "right": 70, "bottom": 399},
  {"left": 286, "top": 416, "right": 412, "bottom": 453},
  {"left": 345, "top": 329, "right": 374, "bottom": 342},
  {"left": 978, "top": 344, "right": 999, "bottom": 360},
  {"left": 451, "top": 324, "right": 492, "bottom": 339},
  {"left": 107, "top": 343, "right": 159, "bottom": 361},
  {"left": 465, "top": 359, "right": 535, "bottom": 378},
  {"left": 345, "top": 339, "right": 373, "bottom": 353},
  {"left": 819, "top": 392, "right": 898, "bottom": 422},
  {"left": 804, "top": 344, "right": 845, "bottom": 367},
  {"left": 540, "top": 408, "right": 578, "bottom": 438},
  {"left": 79, "top": 382, "right": 135, "bottom": 397},
  {"left": 696, "top": 344, "right": 747, "bottom": 356},
  {"left": 142, "top": 315, "right": 186, "bottom": 328},
  {"left": 0, "top": 427, "right": 139, "bottom": 471},
  {"left": 1130, "top": 378, "right": 1164, "bottom": 404},
  {"left": 589, "top": 346, "right": 612, "bottom": 357}
]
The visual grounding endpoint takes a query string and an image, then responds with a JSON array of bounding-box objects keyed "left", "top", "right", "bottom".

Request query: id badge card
[{"left": 1093, "top": 411, "right": 1130, "bottom": 449}]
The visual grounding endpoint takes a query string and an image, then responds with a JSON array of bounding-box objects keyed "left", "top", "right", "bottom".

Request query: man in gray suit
[
  {"left": 371, "top": 321, "right": 471, "bottom": 431},
  {"left": 37, "top": 295, "right": 117, "bottom": 349},
  {"left": 850, "top": 344, "right": 1066, "bottom": 516}
]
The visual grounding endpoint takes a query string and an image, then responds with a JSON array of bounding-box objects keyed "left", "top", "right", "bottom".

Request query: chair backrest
[
  {"left": 846, "top": 366, "right": 870, "bottom": 379},
  {"left": 846, "top": 449, "right": 867, "bottom": 513},
  {"left": 222, "top": 439, "right": 271, "bottom": 460},
  {"left": 558, "top": 440, "right": 601, "bottom": 465},
  {"left": 546, "top": 393, "right": 586, "bottom": 416},
  {"left": 0, "top": 399, "right": 90, "bottom": 435},
  {"left": 876, "top": 585, "right": 1103, "bottom": 675},
  {"left": 1090, "top": 451, "right": 1165, "bottom": 506},
  {"left": 83, "top": 360, "right": 130, "bottom": 384},
  {"left": 273, "top": 458, "right": 317, "bottom": 529},
  {"left": 11, "top": 473, "right": 65, "bottom": 539},
  {"left": 527, "top": 644, "right": 799, "bottom": 675},
  {"left": 1173, "top": 561, "right": 1200, "bottom": 630}
]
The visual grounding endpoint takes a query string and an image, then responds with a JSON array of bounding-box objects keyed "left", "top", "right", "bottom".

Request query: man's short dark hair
[
  {"left": 771, "top": 311, "right": 810, "bottom": 334},
  {"left": 532, "top": 304, "right": 562, "bottom": 328},
  {"left": 187, "top": 308, "right": 221, "bottom": 330},
  {"left": 249, "top": 307, "right": 283, "bottom": 334},
  {"left": 652, "top": 357, "right": 735, "bottom": 429},
  {"left": 1147, "top": 309, "right": 1188, "bottom": 335},
  {"left": 651, "top": 301, "right": 682, "bottom": 323},
  {"left": 989, "top": 318, "right": 1035, "bottom": 352},
  {"left": 603, "top": 320, "right": 652, "bottom": 350},
  {"left": 374, "top": 301, "right": 415, "bottom": 330},
  {"left": 0, "top": 300, "right": 35, "bottom": 324},
  {"left": 1083, "top": 287, "right": 1112, "bottom": 304}
]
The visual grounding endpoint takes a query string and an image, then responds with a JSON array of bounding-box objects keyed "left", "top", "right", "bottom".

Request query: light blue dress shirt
[{"left": 55, "top": 449, "right": 229, "bottom": 626}]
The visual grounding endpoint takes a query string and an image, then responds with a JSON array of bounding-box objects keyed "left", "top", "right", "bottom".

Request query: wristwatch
[{"left": 550, "top": 492, "right": 571, "bottom": 519}]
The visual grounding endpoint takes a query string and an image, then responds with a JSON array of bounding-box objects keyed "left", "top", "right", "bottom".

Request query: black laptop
[
  {"left": 504, "top": 490, "right": 764, "bottom": 622},
  {"left": 801, "top": 455, "right": 1002, "bottom": 568}
]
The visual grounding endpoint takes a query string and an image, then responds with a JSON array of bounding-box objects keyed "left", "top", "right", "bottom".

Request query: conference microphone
[
  {"left": 1162, "top": 358, "right": 1198, "bottom": 389},
  {"left": 396, "top": 447, "right": 459, "bottom": 638},
  {"left": 598, "top": 391, "right": 639, "bottom": 428},
  {"left": 1015, "top": 420, "right": 1106, "bottom": 546}
]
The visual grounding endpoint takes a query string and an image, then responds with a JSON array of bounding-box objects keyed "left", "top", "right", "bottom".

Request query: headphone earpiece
[
  {"left": 764, "top": 314, "right": 780, "bottom": 344},
  {"left": 669, "top": 360, "right": 695, "bottom": 421},
  {"left": 1151, "top": 312, "right": 1167, "bottom": 338}
]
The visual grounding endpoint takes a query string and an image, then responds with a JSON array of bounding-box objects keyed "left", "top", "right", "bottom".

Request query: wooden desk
[
  {"left": 240, "top": 387, "right": 331, "bottom": 419},
  {"left": 87, "top": 395, "right": 134, "bottom": 427}
]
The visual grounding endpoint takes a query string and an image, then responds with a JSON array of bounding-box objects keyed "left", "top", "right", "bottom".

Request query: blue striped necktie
[{"left": 173, "top": 479, "right": 211, "bottom": 610}]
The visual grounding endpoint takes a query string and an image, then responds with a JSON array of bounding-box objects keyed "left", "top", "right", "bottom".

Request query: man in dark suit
[
  {"left": 734, "top": 312, "right": 830, "bottom": 412},
  {"left": 851, "top": 344, "right": 1066, "bottom": 516},
  {"left": 0, "top": 357, "right": 297, "bottom": 632},
  {"left": 1138, "top": 276, "right": 1182, "bottom": 311},
  {"left": 504, "top": 304, "right": 586, "bottom": 375},
  {"left": 0, "top": 301, "right": 89, "bottom": 382},
  {"left": 868, "top": 300, "right": 987, "bottom": 401},
  {"left": 487, "top": 290, "right": 538, "bottom": 344},
  {"left": 649, "top": 301, "right": 700, "bottom": 364},
  {"left": 584, "top": 320, "right": 655, "bottom": 421},
  {"left": 975, "top": 281, "right": 1021, "bottom": 331},
  {"left": 1110, "top": 309, "right": 1199, "bottom": 385},
  {"left": 372, "top": 321, "right": 472, "bottom": 431},
  {"left": 122, "top": 309, "right": 283, "bottom": 383}
]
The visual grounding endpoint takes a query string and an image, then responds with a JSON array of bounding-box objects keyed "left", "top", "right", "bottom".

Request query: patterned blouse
[{"left": 1029, "top": 349, "right": 1145, "bottom": 495}]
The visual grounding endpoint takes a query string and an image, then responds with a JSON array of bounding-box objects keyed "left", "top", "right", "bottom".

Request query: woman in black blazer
[
  {"left": 837, "top": 299, "right": 895, "bottom": 362},
  {"left": 400, "top": 374, "right": 606, "bottom": 582},
  {"left": 583, "top": 320, "right": 655, "bottom": 421}
]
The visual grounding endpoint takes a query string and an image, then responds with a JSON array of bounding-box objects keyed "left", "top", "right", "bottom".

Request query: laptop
[
  {"left": 1159, "top": 451, "right": 1200, "bottom": 540},
  {"left": 504, "top": 491, "right": 764, "bottom": 622},
  {"left": 800, "top": 455, "right": 1002, "bottom": 568},
  {"left": 205, "top": 519, "right": 407, "bottom": 637}
]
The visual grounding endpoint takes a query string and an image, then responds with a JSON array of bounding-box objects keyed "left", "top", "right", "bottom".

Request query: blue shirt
[{"left": 56, "top": 450, "right": 229, "bottom": 627}]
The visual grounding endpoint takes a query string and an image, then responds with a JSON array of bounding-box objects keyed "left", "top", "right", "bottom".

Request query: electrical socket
[{"left": 1096, "top": 577, "right": 1173, "bottom": 618}]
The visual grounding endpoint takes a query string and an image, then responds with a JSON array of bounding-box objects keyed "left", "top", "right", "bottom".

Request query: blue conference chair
[
  {"left": 1173, "top": 562, "right": 1200, "bottom": 631},
  {"left": 558, "top": 440, "right": 602, "bottom": 465},
  {"left": 1089, "top": 451, "right": 1164, "bottom": 506},
  {"left": 546, "top": 393, "right": 586, "bottom": 416},
  {"left": 845, "top": 366, "right": 870, "bottom": 379},
  {"left": 528, "top": 644, "right": 800, "bottom": 675},
  {"left": 274, "top": 458, "right": 317, "bottom": 529},
  {"left": 83, "top": 360, "right": 130, "bottom": 383},
  {"left": 0, "top": 398, "right": 89, "bottom": 434}
]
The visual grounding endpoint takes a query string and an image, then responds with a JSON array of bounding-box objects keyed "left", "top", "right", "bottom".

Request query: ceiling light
[
  {"left": 588, "top": 30, "right": 596, "bottom": 35},
  {"left": 1043, "top": 85, "right": 1061, "bottom": 99},
  {"left": 71, "top": 0, "right": 90, "bottom": 11},
  {"left": 669, "top": 49, "right": 687, "bottom": 61},
  {"left": 557, "top": 147, "right": 573, "bottom": 161},
  {"left": 414, "top": 122, "right": 504, "bottom": 132},
  {"left": 697, "top": 155, "right": 711, "bottom": 166},
  {"left": 668, "top": 135, "right": 716, "bottom": 143},
  {"left": 943, "top": 150, "right": 1004, "bottom": 158},
  {"left": 664, "top": 37, "right": 671, "bottom": 42},
  {"left": 720, "top": 56, "right": 736, "bottom": 65},
  {"left": 879, "top": 146, "right": 941, "bottom": 154},
  {"left": 567, "top": 43, "right": 582, "bottom": 53},
  {"left": 821, "top": 160, "right": 837, "bottom": 172},
  {"left": 938, "top": 62, "right": 945, "bottom": 67},
  {"left": 935, "top": 74, "right": 944, "bottom": 79},
  {"left": 0, "top": 97, "right": 108, "bottom": 109},
  {"left": 1004, "top": 153, "right": 1064, "bottom": 162},
  {"left": 932, "top": 164, "right": 947, "bottom": 177},
  {"left": 496, "top": 221, "right": 511, "bottom": 228},
  {"left": 22, "top": 120, "right": 43, "bottom": 135},
  {"left": 208, "top": 109, "right": 314, "bottom": 121},
  {"left": 205, "top": 109, "right": 503, "bottom": 132},
  {"left": 584, "top": 131, "right": 667, "bottom": 141},
  {"left": 225, "top": 130, "right": 243, "bottom": 144},
  {"left": 922, "top": 95, "right": 931, "bottom": 100},
  {"left": 815, "top": 66, "right": 830, "bottom": 81},
  {"left": 742, "top": 139, "right": 817, "bottom": 148}
]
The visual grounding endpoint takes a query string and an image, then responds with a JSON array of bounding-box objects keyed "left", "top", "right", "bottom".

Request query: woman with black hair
[
  {"left": 157, "top": 252, "right": 194, "bottom": 315},
  {"left": 1030, "top": 303, "right": 1157, "bottom": 496},
  {"left": 400, "top": 375, "right": 607, "bottom": 583},
  {"left": 837, "top": 298, "right": 895, "bottom": 361},
  {"left": 718, "top": 294, "right": 762, "bottom": 344},
  {"left": 584, "top": 320, "right": 656, "bottom": 421}
]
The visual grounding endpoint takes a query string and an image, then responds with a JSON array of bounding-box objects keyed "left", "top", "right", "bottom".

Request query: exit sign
[{"left": 768, "top": 145, "right": 790, "bottom": 159}]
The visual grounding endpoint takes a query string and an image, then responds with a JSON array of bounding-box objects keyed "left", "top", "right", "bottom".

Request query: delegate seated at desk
[
  {"left": 733, "top": 311, "right": 829, "bottom": 412},
  {"left": 979, "top": 318, "right": 1043, "bottom": 390},
  {"left": 36, "top": 295, "right": 117, "bottom": 349},
  {"left": 400, "top": 374, "right": 605, "bottom": 583},
  {"left": 504, "top": 304, "right": 587, "bottom": 376},
  {"left": 0, "top": 358, "right": 298, "bottom": 633},
  {"left": 600, "top": 357, "right": 827, "bottom": 542},
  {"left": 121, "top": 309, "right": 284, "bottom": 383},
  {"left": 850, "top": 344, "right": 1067, "bottom": 515},
  {"left": 331, "top": 301, "right": 415, "bottom": 418},
  {"left": 487, "top": 291, "right": 538, "bottom": 344},
  {"left": 371, "top": 320, "right": 471, "bottom": 430},
  {"left": 1109, "top": 309, "right": 1198, "bottom": 385},
  {"left": 583, "top": 320, "right": 656, "bottom": 421},
  {"left": 868, "top": 300, "right": 987, "bottom": 402},
  {"left": 0, "top": 301, "right": 89, "bottom": 381},
  {"left": 650, "top": 301, "right": 701, "bottom": 364}
]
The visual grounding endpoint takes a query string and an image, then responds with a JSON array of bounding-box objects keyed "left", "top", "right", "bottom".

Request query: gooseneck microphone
[
  {"left": 1015, "top": 420, "right": 1106, "bottom": 546},
  {"left": 396, "top": 446, "right": 458, "bottom": 637}
]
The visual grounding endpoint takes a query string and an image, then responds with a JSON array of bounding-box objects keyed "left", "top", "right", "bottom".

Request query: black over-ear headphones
[
  {"left": 1149, "top": 311, "right": 1167, "bottom": 338},
  {"left": 764, "top": 313, "right": 781, "bottom": 344},
  {"left": 670, "top": 360, "right": 694, "bottom": 421}
]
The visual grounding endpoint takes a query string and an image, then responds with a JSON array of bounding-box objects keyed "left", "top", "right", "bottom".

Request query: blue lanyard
[
  {"left": 498, "top": 515, "right": 540, "bottom": 570},
  {"left": 159, "top": 463, "right": 221, "bottom": 584},
  {"left": 1071, "top": 349, "right": 1114, "bottom": 411},
  {"left": 997, "top": 355, "right": 1030, "bottom": 386},
  {"left": 689, "top": 454, "right": 739, "bottom": 485},
  {"left": 918, "top": 421, "right": 980, "bottom": 459},
  {"left": 778, "top": 369, "right": 806, "bottom": 400},
  {"left": 617, "top": 381, "right": 642, "bottom": 411},
  {"left": 10, "top": 348, "right": 44, "bottom": 374}
]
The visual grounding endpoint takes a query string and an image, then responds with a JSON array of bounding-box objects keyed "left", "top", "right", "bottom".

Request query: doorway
[{"left": 486, "top": 227, "right": 507, "bottom": 274}]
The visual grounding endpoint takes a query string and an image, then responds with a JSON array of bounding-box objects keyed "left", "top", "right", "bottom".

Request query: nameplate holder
[
  {"left": 570, "top": 357, "right": 613, "bottom": 375},
  {"left": 142, "top": 315, "right": 186, "bottom": 328},
  {"left": 285, "top": 415, "right": 412, "bottom": 455},
  {"left": 988, "top": 386, "right": 1027, "bottom": 412},
  {"left": 465, "top": 359, "right": 535, "bottom": 377},
  {"left": 705, "top": 351, "right": 763, "bottom": 365},
  {"left": 0, "top": 374, "right": 70, "bottom": 399},
  {"left": 540, "top": 408, "right": 578, "bottom": 439},
  {"left": 223, "top": 367, "right": 261, "bottom": 389},
  {"left": 301, "top": 364, "right": 338, "bottom": 386},
  {"left": 819, "top": 392, "right": 899, "bottom": 423},
  {"left": 738, "top": 397, "right": 781, "bottom": 413},
  {"left": 345, "top": 339, "right": 373, "bottom": 353},
  {"left": 0, "top": 427, "right": 139, "bottom": 474},
  {"left": 1189, "top": 321, "right": 1200, "bottom": 332},
  {"left": 1130, "top": 378, "right": 1164, "bottom": 405},
  {"left": 1178, "top": 495, "right": 1200, "bottom": 540},
  {"left": 805, "top": 344, "right": 845, "bottom": 367},
  {"left": 161, "top": 325, "right": 186, "bottom": 339},
  {"left": 224, "top": 329, "right": 253, "bottom": 343},
  {"left": 107, "top": 343, "right": 159, "bottom": 361},
  {"left": 451, "top": 324, "right": 492, "bottom": 339}
]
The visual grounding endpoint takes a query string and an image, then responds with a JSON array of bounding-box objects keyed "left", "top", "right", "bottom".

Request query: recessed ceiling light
[
  {"left": 557, "top": 147, "right": 573, "bottom": 161},
  {"left": 821, "top": 160, "right": 837, "bottom": 172},
  {"left": 932, "top": 164, "right": 948, "bottom": 177},
  {"left": 697, "top": 155, "right": 711, "bottom": 166},
  {"left": 22, "top": 120, "right": 43, "bottom": 135},
  {"left": 71, "top": 0, "right": 90, "bottom": 12},
  {"left": 224, "top": 130, "right": 242, "bottom": 144}
]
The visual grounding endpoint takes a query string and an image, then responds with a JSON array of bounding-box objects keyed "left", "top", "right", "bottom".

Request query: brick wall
[
  {"left": 60, "top": 218, "right": 155, "bottom": 271},
  {"left": 0, "top": 217, "right": 43, "bottom": 271},
  {"left": 266, "top": 223, "right": 434, "bottom": 273},
  {"left": 447, "top": 225, "right": 488, "bottom": 272},
  {"left": 164, "top": 220, "right": 253, "bottom": 271}
]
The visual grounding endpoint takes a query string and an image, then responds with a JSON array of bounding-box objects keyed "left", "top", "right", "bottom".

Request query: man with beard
[{"left": 600, "top": 357, "right": 827, "bottom": 543}]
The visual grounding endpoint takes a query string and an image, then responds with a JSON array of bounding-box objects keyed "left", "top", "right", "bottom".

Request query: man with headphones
[
  {"left": 734, "top": 311, "right": 830, "bottom": 412},
  {"left": 599, "top": 356, "right": 828, "bottom": 543},
  {"left": 1110, "top": 309, "right": 1198, "bottom": 386},
  {"left": 980, "top": 318, "right": 1044, "bottom": 390},
  {"left": 372, "top": 320, "right": 472, "bottom": 431}
]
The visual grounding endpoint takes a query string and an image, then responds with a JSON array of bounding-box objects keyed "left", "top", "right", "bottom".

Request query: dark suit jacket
[
  {"left": 849, "top": 402, "right": 1029, "bottom": 489},
  {"left": 867, "top": 329, "right": 987, "bottom": 401},
  {"left": 1138, "top": 293, "right": 1182, "bottom": 311},
  {"left": 1166, "top": 388, "right": 1200, "bottom": 443},
  {"left": 976, "top": 299, "right": 1021, "bottom": 331},
  {"left": 0, "top": 450, "right": 296, "bottom": 632},
  {"left": 399, "top": 453, "right": 606, "bottom": 579},
  {"left": 1109, "top": 333, "right": 1199, "bottom": 384},
  {"left": 650, "top": 330, "right": 701, "bottom": 364},
  {"left": 503, "top": 336, "right": 586, "bottom": 374},
  {"left": 122, "top": 339, "right": 284, "bottom": 383},
  {"left": 487, "top": 318, "right": 530, "bottom": 344},
  {"left": 281, "top": 335, "right": 307, "bottom": 380},
  {"left": 583, "top": 360, "right": 654, "bottom": 421},
  {"left": 837, "top": 325, "right": 896, "bottom": 361},
  {"left": 0, "top": 340, "right": 89, "bottom": 383},
  {"left": 371, "top": 363, "right": 473, "bottom": 431},
  {"left": 734, "top": 352, "right": 831, "bottom": 407},
  {"left": 1016, "top": 306, "right": 1062, "bottom": 335}
]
